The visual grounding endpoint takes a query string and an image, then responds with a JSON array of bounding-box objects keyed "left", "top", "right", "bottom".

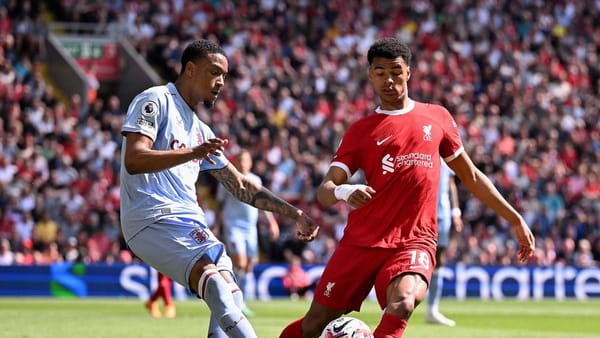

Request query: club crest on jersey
[
  {"left": 141, "top": 101, "right": 158, "bottom": 117},
  {"left": 423, "top": 124, "right": 432, "bottom": 141},
  {"left": 324, "top": 281, "right": 335, "bottom": 297},
  {"left": 189, "top": 228, "right": 209, "bottom": 244}
]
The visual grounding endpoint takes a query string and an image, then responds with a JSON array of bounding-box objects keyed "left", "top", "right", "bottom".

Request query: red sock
[
  {"left": 279, "top": 318, "right": 304, "bottom": 338},
  {"left": 160, "top": 276, "right": 173, "bottom": 305},
  {"left": 149, "top": 289, "right": 160, "bottom": 302},
  {"left": 149, "top": 284, "right": 160, "bottom": 302},
  {"left": 373, "top": 313, "right": 408, "bottom": 338}
]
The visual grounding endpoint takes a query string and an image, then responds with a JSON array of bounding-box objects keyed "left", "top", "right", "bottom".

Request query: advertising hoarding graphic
[{"left": 0, "top": 264, "right": 598, "bottom": 300}]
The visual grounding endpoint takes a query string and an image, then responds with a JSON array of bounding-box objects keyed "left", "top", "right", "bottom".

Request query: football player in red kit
[
  {"left": 145, "top": 271, "right": 176, "bottom": 318},
  {"left": 280, "top": 37, "right": 535, "bottom": 338}
]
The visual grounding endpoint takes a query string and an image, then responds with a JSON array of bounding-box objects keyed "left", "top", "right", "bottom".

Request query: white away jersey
[{"left": 120, "top": 82, "right": 228, "bottom": 240}]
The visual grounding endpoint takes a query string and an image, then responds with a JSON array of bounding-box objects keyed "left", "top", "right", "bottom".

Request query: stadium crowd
[{"left": 0, "top": 0, "right": 599, "bottom": 270}]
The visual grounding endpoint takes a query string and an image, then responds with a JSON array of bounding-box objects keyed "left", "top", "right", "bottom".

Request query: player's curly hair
[
  {"left": 367, "top": 37, "right": 412, "bottom": 66},
  {"left": 180, "top": 39, "right": 226, "bottom": 74}
]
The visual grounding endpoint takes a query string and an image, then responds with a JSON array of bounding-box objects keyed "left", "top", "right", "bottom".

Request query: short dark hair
[
  {"left": 367, "top": 38, "right": 412, "bottom": 66},
  {"left": 180, "top": 39, "right": 226, "bottom": 73}
]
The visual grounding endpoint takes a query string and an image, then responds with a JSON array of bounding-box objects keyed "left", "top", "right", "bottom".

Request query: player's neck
[
  {"left": 379, "top": 97, "right": 412, "bottom": 111},
  {"left": 173, "top": 80, "right": 196, "bottom": 112}
]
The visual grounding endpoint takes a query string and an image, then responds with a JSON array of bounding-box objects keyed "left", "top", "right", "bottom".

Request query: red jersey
[{"left": 331, "top": 100, "right": 463, "bottom": 248}]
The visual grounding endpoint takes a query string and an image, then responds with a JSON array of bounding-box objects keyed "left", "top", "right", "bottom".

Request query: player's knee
[
  {"left": 188, "top": 256, "right": 216, "bottom": 293},
  {"left": 385, "top": 297, "right": 416, "bottom": 319},
  {"left": 198, "top": 268, "right": 221, "bottom": 300},
  {"left": 199, "top": 269, "right": 237, "bottom": 316}
]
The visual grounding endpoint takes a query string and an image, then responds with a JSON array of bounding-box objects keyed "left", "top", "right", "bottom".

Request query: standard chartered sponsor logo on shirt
[{"left": 395, "top": 152, "right": 434, "bottom": 168}]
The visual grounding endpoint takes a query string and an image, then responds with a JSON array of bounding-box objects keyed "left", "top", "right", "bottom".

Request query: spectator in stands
[
  {"left": 282, "top": 252, "right": 312, "bottom": 301},
  {"left": 574, "top": 238, "right": 595, "bottom": 267},
  {"left": 33, "top": 210, "right": 58, "bottom": 246},
  {"left": 14, "top": 238, "right": 34, "bottom": 265},
  {"left": 84, "top": 62, "right": 99, "bottom": 105},
  {"left": 14, "top": 211, "right": 34, "bottom": 243},
  {"left": 0, "top": 238, "right": 14, "bottom": 265},
  {"left": 0, "top": 206, "right": 15, "bottom": 239}
]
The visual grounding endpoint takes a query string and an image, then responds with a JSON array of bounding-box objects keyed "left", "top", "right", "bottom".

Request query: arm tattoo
[{"left": 210, "top": 166, "right": 300, "bottom": 220}]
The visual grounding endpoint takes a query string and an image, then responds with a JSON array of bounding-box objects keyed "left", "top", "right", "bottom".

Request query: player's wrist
[
  {"left": 451, "top": 208, "right": 462, "bottom": 217},
  {"left": 334, "top": 184, "right": 354, "bottom": 202},
  {"left": 334, "top": 184, "right": 369, "bottom": 202}
]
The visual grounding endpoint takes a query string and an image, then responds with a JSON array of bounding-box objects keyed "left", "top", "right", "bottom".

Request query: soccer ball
[{"left": 320, "top": 317, "right": 373, "bottom": 338}]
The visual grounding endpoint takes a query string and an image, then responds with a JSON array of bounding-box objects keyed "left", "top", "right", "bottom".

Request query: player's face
[
  {"left": 190, "top": 53, "right": 228, "bottom": 108},
  {"left": 368, "top": 56, "right": 410, "bottom": 110},
  {"left": 236, "top": 151, "right": 252, "bottom": 174}
]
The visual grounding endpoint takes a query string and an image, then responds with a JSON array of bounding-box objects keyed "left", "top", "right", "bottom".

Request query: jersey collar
[
  {"left": 167, "top": 82, "right": 195, "bottom": 116},
  {"left": 375, "top": 99, "right": 415, "bottom": 115}
]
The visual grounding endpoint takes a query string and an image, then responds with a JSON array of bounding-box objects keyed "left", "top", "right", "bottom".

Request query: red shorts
[{"left": 313, "top": 243, "right": 436, "bottom": 311}]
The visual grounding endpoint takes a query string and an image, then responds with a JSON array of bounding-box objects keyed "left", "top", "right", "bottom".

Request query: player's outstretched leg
[
  {"left": 426, "top": 269, "right": 455, "bottom": 327},
  {"left": 158, "top": 273, "right": 176, "bottom": 318},
  {"left": 208, "top": 282, "right": 245, "bottom": 337},
  {"left": 199, "top": 269, "right": 257, "bottom": 338},
  {"left": 145, "top": 281, "right": 162, "bottom": 318}
]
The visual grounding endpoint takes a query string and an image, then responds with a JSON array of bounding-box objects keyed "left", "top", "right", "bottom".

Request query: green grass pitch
[{"left": 1, "top": 298, "right": 599, "bottom": 337}]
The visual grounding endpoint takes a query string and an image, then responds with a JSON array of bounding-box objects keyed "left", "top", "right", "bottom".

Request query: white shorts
[
  {"left": 223, "top": 225, "right": 258, "bottom": 260},
  {"left": 127, "top": 217, "right": 233, "bottom": 290}
]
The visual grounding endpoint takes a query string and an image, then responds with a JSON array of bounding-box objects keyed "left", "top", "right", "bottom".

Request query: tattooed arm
[{"left": 209, "top": 163, "right": 319, "bottom": 241}]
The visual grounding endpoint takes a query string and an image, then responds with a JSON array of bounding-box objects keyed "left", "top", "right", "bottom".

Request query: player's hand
[
  {"left": 346, "top": 185, "right": 376, "bottom": 209},
  {"left": 452, "top": 215, "right": 464, "bottom": 233},
  {"left": 193, "top": 138, "right": 228, "bottom": 164},
  {"left": 514, "top": 219, "right": 535, "bottom": 262},
  {"left": 294, "top": 210, "right": 319, "bottom": 242}
]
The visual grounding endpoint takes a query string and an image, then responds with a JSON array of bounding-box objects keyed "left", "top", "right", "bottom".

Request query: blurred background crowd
[{"left": 0, "top": 0, "right": 599, "bottom": 269}]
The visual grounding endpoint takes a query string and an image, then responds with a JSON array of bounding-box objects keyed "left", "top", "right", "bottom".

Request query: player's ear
[
  {"left": 185, "top": 61, "right": 196, "bottom": 77},
  {"left": 407, "top": 67, "right": 411, "bottom": 80}
]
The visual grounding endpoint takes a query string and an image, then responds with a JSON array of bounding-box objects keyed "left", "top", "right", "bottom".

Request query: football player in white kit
[
  {"left": 426, "top": 161, "right": 463, "bottom": 326},
  {"left": 120, "top": 39, "right": 318, "bottom": 338}
]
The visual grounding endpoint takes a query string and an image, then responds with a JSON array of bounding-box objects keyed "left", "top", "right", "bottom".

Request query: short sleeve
[
  {"left": 438, "top": 107, "right": 464, "bottom": 161},
  {"left": 330, "top": 129, "right": 358, "bottom": 180},
  {"left": 121, "top": 89, "right": 164, "bottom": 142}
]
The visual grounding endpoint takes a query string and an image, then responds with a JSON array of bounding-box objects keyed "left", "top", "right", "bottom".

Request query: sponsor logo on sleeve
[{"left": 136, "top": 118, "right": 154, "bottom": 127}]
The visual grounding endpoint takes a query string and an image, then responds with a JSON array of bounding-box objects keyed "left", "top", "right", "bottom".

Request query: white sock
[
  {"left": 199, "top": 269, "right": 256, "bottom": 338},
  {"left": 427, "top": 269, "right": 441, "bottom": 313},
  {"left": 208, "top": 281, "right": 243, "bottom": 337},
  {"left": 230, "top": 282, "right": 244, "bottom": 310},
  {"left": 245, "top": 271, "right": 256, "bottom": 301},
  {"left": 236, "top": 270, "right": 247, "bottom": 295},
  {"left": 208, "top": 315, "right": 229, "bottom": 338}
]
